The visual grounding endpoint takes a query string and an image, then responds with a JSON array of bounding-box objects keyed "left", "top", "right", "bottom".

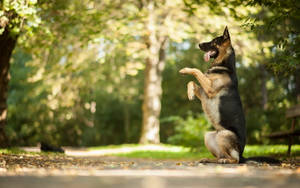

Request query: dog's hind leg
[
  {"left": 202, "top": 130, "right": 240, "bottom": 164},
  {"left": 199, "top": 131, "right": 220, "bottom": 163},
  {"left": 204, "top": 131, "right": 221, "bottom": 158},
  {"left": 216, "top": 130, "right": 240, "bottom": 163}
]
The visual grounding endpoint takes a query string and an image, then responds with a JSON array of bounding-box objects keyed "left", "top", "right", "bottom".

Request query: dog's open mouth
[{"left": 204, "top": 50, "right": 217, "bottom": 62}]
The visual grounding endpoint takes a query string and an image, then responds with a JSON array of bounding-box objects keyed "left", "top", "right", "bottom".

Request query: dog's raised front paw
[
  {"left": 187, "top": 81, "right": 195, "bottom": 100},
  {"left": 179, "top": 67, "right": 193, "bottom": 74}
]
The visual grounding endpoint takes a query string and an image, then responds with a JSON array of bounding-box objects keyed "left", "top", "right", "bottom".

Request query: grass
[
  {"left": 105, "top": 144, "right": 213, "bottom": 159},
  {"left": 0, "top": 147, "right": 29, "bottom": 155},
  {"left": 244, "top": 145, "right": 300, "bottom": 158},
  {"left": 87, "top": 144, "right": 300, "bottom": 160},
  {"left": 87, "top": 144, "right": 212, "bottom": 159},
  {"left": 112, "top": 150, "right": 212, "bottom": 159},
  {"left": 1, "top": 144, "right": 299, "bottom": 160},
  {"left": 0, "top": 147, "right": 64, "bottom": 156}
]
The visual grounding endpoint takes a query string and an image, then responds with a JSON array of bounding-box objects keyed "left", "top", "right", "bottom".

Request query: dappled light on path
[{"left": 22, "top": 145, "right": 189, "bottom": 157}]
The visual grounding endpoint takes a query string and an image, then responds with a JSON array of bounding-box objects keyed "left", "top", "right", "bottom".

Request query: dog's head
[{"left": 199, "top": 26, "right": 233, "bottom": 65}]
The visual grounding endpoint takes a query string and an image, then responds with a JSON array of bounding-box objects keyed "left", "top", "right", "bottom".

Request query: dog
[
  {"left": 179, "top": 27, "right": 281, "bottom": 164},
  {"left": 179, "top": 27, "right": 246, "bottom": 164}
]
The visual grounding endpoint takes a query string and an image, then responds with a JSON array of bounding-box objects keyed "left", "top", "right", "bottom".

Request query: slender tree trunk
[
  {"left": 295, "top": 67, "right": 300, "bottom": 103},
  {"left": 0, "top": 29, "right": 17, "bottom": 147},
  {"left": 259, "top": 64, "right": 268, "bottom": 110},
  {"left": 124, "top": 102, "right": 130, "bottom": 142},
  {"left": 139, "top": 2, "right": 167, "bottom": 144}
]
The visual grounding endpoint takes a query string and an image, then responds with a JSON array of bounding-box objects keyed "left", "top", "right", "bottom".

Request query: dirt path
[{"left": 0, "top": 148, "right": 300, "bottom": 188}]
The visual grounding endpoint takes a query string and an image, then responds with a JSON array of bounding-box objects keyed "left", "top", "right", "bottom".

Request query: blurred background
[{"left": 0, "top": 0, "right": 299, "bottom": 148}]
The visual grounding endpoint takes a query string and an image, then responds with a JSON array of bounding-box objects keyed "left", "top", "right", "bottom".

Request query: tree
[
  {"left": 132, "top": 0, "right": 204, "bottom": 144},
  {"left": 0, "top": 0, "right": 40, "bottom": 147},
  {"left": 1, "top": 0, "right": 106, "bottom": 146},
  {"left": 139, "top": 1, "right": 167, "bottom": 144},
  {"left": 0, "top": 23, "right": 17, "bottom": 147}
]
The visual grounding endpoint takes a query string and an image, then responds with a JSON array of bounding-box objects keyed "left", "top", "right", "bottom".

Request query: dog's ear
[{"left": 223, "top": 26, "right": 230, "bottom": 40}]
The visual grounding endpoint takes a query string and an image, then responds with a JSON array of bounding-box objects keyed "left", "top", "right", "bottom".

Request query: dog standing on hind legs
[{"left": 179, "top": 26, "right": 246, "bottom": 164}]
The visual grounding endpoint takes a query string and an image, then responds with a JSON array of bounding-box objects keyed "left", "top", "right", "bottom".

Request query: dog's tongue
[{"left": 204, "top": 51, "right": 214, "bottom": 62}]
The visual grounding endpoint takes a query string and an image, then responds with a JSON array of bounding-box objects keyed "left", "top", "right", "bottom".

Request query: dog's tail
[{"left": 239, "top": 156, "right": 281, "bottom": 164}]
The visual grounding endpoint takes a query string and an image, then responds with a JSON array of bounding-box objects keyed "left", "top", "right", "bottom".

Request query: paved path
[
  {"left": 0, "top": 168, "right": 299, "bottom": 188},
  {"left": 0, "top": 147, "right": 299, "bottom": 188},
  {"left": 0, "top": 174, "right": 299, "bottom": 188}
]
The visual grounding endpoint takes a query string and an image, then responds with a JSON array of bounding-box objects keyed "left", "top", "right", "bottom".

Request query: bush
[{"left": 164, "top": 112, "right": 210, "bottom": 150}]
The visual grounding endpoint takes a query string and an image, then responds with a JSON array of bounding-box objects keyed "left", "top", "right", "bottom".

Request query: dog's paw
[
  {"left": 199, "top": 158, "right": 215, "bottom": 163},
  {"left": 179, "top": 68, "right": 193, "bottom": 74},
  {"left": 217, "top": 158, "right": 228, "bottom": 164},
  {"left": 217, "top": 158, "right": 238, "bottom": 164},
  {"left": 187, "top": 81, "right": 195, "bottom": 100}
]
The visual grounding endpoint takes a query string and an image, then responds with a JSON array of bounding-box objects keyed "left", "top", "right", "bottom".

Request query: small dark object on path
[{"left": 40, "top": 142, "right": 64, "bottom": 153}]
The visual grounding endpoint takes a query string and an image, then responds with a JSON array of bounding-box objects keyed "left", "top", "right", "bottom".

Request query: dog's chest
[{"left": 201, "top": 88, "right": 228, "bottom": 130}]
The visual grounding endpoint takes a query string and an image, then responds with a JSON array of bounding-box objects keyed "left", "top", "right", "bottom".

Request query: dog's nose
[{"left": 198, "top": 43, "right": 205, "bottom": 50}]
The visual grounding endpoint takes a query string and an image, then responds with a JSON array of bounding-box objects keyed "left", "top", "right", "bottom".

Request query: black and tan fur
[
  {"left": 179, "top": 27, "right": 281, "bottom": 164},
  {"left": 179, "top": 27, "right": 246, "bottom": 164}
]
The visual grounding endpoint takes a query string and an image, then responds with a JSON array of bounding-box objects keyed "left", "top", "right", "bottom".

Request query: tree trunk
[
  {"left": 259, "top": 64, "right": 268, "bottom": 110},
  {"left": 139, "top": 2, "right": 167, "bottom": 144},
  {"left": 0, "top": 29, "right": 17, "bottom": 147},
  {"left": 295, "top": 67, "right": 300, "bottom": 103},
  {"left": 124, "top": 102, "right": 130, "bottom": 142}
]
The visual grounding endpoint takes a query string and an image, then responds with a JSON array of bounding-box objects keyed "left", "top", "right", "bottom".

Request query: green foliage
[
  {"left": 244, "top": 0, "right": 300, "bottom": 74},
  {"left": 237, "top": 63, "right": 291, "bottom": 144},
  {"left": 0, "top": 147, "right": 26, "bottom": 154},
  {"left": 165, "top": 113, "right": 210, "bottom": 149},
  {"left": 7, "top": 47, "right": 144, "bottom": 146},
  {"left": 0, "top": 0, "right": 40, "bottom": 35},
  {"left": 81, "top": 91, "right": 143, "bottom": 146}
]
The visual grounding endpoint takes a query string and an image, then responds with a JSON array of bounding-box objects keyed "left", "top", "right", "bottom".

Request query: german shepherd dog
[
  {"left": 179, "top": 27, "right": 280, "bottom": 164},
  {"left": 179, "top": 27, "right": 244, "bottom": 164}
]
